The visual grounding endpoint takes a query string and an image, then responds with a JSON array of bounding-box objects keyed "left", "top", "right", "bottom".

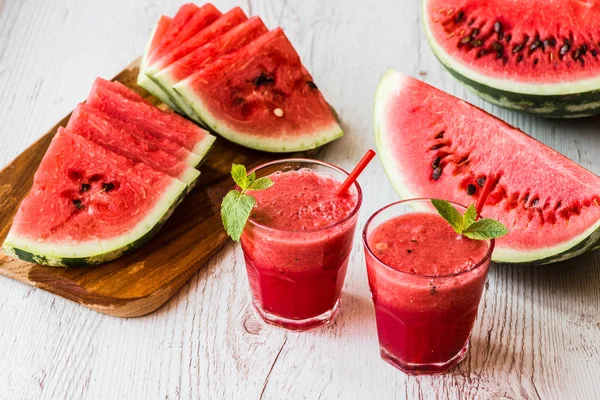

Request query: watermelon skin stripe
[
  {"left": 441, "top": 64, "right": 600, "bottom": 118},
  {"left": 2, "top": 180, "right": 187, "bottom": 267}
]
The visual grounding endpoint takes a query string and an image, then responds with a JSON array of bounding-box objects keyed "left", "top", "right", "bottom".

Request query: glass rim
[
  {"left": 362, "top": 198, "right": 495, "bottom": 279},
  {"left": 244, "top": 158, "right": 363, "bottom": 234}
]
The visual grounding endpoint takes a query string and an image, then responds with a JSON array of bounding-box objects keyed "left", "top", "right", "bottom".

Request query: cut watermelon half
[
  {"left": 147, "top": 7, "right": 249, "bottom": 117},
  {"left": 86, "top": 80, "right": 216, "bottom": 158},
  {"left": 139, "top": 3, "right": 221, "bottom": 108},
  {"left": 154, "top": 15, "right": 267, "bottom": 116},
  {"left": 374, "top": 70, "right": 600, "bottom": 264},
  {"left": 137, "top": 15, "right": 180, "bottom": 111},
  {"left": 174, "top": 28, "right": 343, "bottom": 152},
  {"left": 3, "top": 128, "right": 187, "bottom": 266},
  {"left": 67, "top": 104, "right": 200, "bottom": 188}
]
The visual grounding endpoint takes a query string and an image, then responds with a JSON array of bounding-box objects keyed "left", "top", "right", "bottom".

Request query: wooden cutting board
[{"left": 0, "top": 59, "right": 318, "bottom": 317}]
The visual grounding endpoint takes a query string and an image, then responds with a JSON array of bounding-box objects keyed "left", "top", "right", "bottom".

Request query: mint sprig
[
  {"left": 431, "top": 199, "right": 508, "bottom": 240},
  {"left": 221, "top": 164, "right": 274, "bottom": 241}
]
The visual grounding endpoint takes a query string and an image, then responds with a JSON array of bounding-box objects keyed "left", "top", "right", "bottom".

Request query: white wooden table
[{"left": 1, "top": 1, "right": 599, "bottom": 398}]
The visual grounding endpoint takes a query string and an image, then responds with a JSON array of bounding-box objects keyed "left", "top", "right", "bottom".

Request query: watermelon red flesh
[
  {"left": 148, "top": 7, "right": 247, "bottom": 74},
  {"left": 94, "top": 77, "right": 147, "bottom": 103},
  {"left": 3, "top": 128, "right": 186, "bottom": 266},
  {"left": 147, "top": 3, "right": 221, "bottom": 67},
  {"left": 374, "top": 70, "right": 600, "bottom": 264},
  {"left": 173, "top": 28, "right": 343, "bottom": 152},
  {"left": 154, "top": 15, "right": 266, "bottom": 114},
  {"left": 67, "top": 104, "right": 199, "bottom": 187},
  {"left": 86, "top": 82, "right": 215, "bottom": 157},
  {"left": 424, "top": 0, "right": 600, "bottom": 89},
  {"left": 137, "top": 15, "right": 180, "bottom": 111}
]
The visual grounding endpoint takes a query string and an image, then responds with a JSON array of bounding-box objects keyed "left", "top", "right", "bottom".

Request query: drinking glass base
[
  {"left": 253, "top": 300, "right": 340, "bottom": 331},
  {"left": 380, "top": 338, "right": 470, "bottom": 375}
]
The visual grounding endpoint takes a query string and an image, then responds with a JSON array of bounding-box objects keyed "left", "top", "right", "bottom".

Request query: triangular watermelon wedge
[
  {"left": 147, "top": 7, "right": 249, "bottom": 118},
  {"left": 173, "top": 28, "right": 344, "bottom": 152},
  {"left": 87, "top": 79, "right": 216, "bottom": 158},
  {"left": 67, "top": 104, "right": 200, "bottom": 188},
  {"left": 3, "top": 128, "right": 187, "bottom": 266},
  {"left": 138, "top": 3, "right": 221, "bottom": 109},
  {"left": 374, "top": 70, "right": 600, "bottom": 265},
  {"left": 137, "top": 15, "right": 180, "bottom": 111}
]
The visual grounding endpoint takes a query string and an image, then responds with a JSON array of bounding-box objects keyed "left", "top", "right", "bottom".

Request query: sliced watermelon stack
[
  {"left": 3, "top": 78, "right": 215, "bottom": 267},
  {"left": 138, "top": 3, "right": 343, "bottom": 153}
]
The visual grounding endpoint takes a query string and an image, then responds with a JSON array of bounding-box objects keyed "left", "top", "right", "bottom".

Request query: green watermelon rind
[
  {"left": 2, "top": 180, "right": 187, "bottom": 267},
  {"left": 172, "top": 81, "right": 344, "bottom": 153},
  {"left": 422, "top": 0, "right": 600, "bottom": 118},
  {"left": 137, "top": 19, "right": 183, "bottom": 113},
  {"left": 374, "top": 69, "right": 600, "bottom": 265}
]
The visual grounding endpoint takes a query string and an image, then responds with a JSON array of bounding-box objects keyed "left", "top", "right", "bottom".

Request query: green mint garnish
[
  {"left": 431, "top": 199, "right": 508, "bottom": 240},
  {"left": 221, "top": 164, "right": 274, "bottom": 241}
]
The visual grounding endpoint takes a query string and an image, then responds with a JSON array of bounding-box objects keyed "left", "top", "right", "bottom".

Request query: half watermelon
[
  {"left": 147, "top": 7, "right": 249, "bottom": 117},
  {"left": 174, "top": 28, "right": 344, "bottom": 152},
  {"left": 87, "top": 79, "right": 216, "bottom": 158},
  {"left": 374, "top": 70, "right": 600, "bottom": 264},
  {"left": 67, "top": 103, "right": 200, "bottom": 188},
  {"left": 3, "top": 128, "right": 187, "bottom": 266},
  {"left": 138, "top": 3, "right": 221, "bottom": 109}
]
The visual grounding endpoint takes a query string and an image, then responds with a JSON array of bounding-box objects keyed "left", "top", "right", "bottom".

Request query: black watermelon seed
[
  {"left": 564, "top": 38, "right": 571, "bottom": 46},
  {"left": 496, "top": 52, "right": 503, "bottom": 59},
  {"left": 72, "top": 199, "right": 84, "bottom": 210},
  {"left": 548, "top": 37, "right": 557, "bottom": 47},
  {"left": 454, "top": 11, "right": 464, "bottom": 23},
  {"left": 592, "top": 50, "right": 598, "bottom": 57},
  {"left": 513, "top": 44, "right": 523, "bottom": 53},
  {"left": 80, "top": 183, "right": 91, "bottom": 193},
  {"left": 102, "top": 182, "right": 115, "bottom": 192},
  {"left": 477, "top": 49, "right": 488, "bottom": 58},
  {"left": 466, "top": 184, "right": 476, "bottom": 195},
  {"left": 407, "top": 249, "right": 413, "bottom": 254},
  {"left": 492, "top": 42, "right": 504, "bottom": 52},
  {"left": 533, "top": 58, "right": 539, "bottom": 65},
  {"left": 477, "top": 177, "right": 486, "bottom": 187},
  {"left": 472, "top": 39, "right": 483, "bottom": 47},
  {"left": 560, "top": 44, "right": 570, "bottom": 56},
  {"left": 432, "top": 157, "right": 441, "bottom": 168},
  {"left": 431, "top": 144, "right": 444, "bottom": 150},
  {"left": 460, "top": 36, "right": 472, "bottom": 44},
  {"left": 532, "top": 199, "right": 539, "bottom": 207},
  {"left": 517, "top": 54, "right": 523, "bottom": 62},
  {"left": 253, "top": 73, "right": 274, "bottom": 87},
  {"left": 471, "top": 28, "right": 480, "bottom": 36},
  {"left": 432, "top": 167, "right": 442, "bottom": 181},
  {"left": 505, "top": 34, "right": 512, "bottom": 44},
  {"left": 493, "top": 21, "right": 502, "bottom": 33},
  {"left": 411, "top": 239, "right": 418, "bottom": 243},
  {"left": 498, "top": 32, "right": 504, "bottom": 40},
  {"left": 572, "top": 49, "right": 581, "bottom": 60},
  {"left": 530, "top": 40, "right": 541, "bottom": 51},
  {"left": 435, "top": 130, "right": 445, "bottom": 139},
  {"left": 468, "top": 19, "right": 475, "bottom": 26},
  {"left": 307, "top": 81, "right": 318, "bottom": 89},
  {"left": 555, "top": 201, "right": 562, "bottom": 210}
]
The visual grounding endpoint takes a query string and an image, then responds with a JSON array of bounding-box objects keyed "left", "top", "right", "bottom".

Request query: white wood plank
[{"left": 0, "top": 0, "right": 599, "bottom": 399}]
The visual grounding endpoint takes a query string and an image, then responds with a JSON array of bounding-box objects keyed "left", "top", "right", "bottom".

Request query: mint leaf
[
  {"left": 463, "top": 204, "right": 478, "bottom": 230},
  {"left": 221, "top": 164, "right": 275, "bottom": 241},
  {"left": 231, "top": 164, "right": 249, "bottom": 189},
  {"left": 248, "top": 177, "right": 274, "bottom": 191},
  {"left": 462, "top": 218, "right": 508, "bottom": 240},
  {"left": 221, "top": 190, "right": 256, "bottom": 241},
  {"left": 431, "top": 199, "right": 463, "bottom": 234}
]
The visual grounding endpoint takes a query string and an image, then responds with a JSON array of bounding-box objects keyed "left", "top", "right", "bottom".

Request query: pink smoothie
[
  {"left": 365, "top": 212, "right": 491, "bottom": 373},
  {"left": 241, "top": 169, "right": 359, "bottom": 329}
]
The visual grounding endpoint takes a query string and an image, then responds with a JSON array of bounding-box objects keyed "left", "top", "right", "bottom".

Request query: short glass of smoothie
[
  {"left": 240, "top": 159, "right": 362, "bottom": 331},
  {"left": 362, "top": 199, "right": 494, "bottom": 374}
]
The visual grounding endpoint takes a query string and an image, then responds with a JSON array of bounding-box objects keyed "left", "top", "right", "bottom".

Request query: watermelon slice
[
  {"left": 139, "top": 3, "right": 221, "bottom": 108},
  {"left": 374, "top": 69, "right": 600, "bottom": 264},
  {"left": 67, "top": 103, "right": 200, "bottom": 188},
  {"left": 174, "top": 28, "right": 343, "bottom": 152},
  {"left": 153, "top": 15, "right": 267, "bottom": 116},
  {"left": 137, "top": 15, "right": 180, "bottom": 111},
  {"left": 147, "top": 7, "right": 249, "bottom": 117},
  {"left": 87, "top": 79, "right": 216, "bottom": 158},
  {"left": 3, "top": 128, "right": 187, "bottom": 266}
]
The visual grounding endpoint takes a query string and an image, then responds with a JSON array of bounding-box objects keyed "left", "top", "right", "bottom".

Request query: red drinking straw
[
  {"left": 475, "top": 174, "right": 496, "bottom": 217},
  {"left": 336, "top": 149, "right": 376, "bottom": 196}
]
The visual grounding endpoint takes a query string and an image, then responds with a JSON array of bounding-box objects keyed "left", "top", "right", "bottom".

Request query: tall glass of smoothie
[
  {"left": 240, "top": 159, "right": 362, "bottom": 331},
  {"left": 363, "top": 199, "right": 494, "bottom": 374}
]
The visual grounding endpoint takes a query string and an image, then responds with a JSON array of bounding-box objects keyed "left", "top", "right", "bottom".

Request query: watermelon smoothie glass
[
  {"left": 363, "top": 199, "right": 494, "bottom": 374},
  {"left": 240, "top": 159, "right": 362, "bottom": 331}
]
